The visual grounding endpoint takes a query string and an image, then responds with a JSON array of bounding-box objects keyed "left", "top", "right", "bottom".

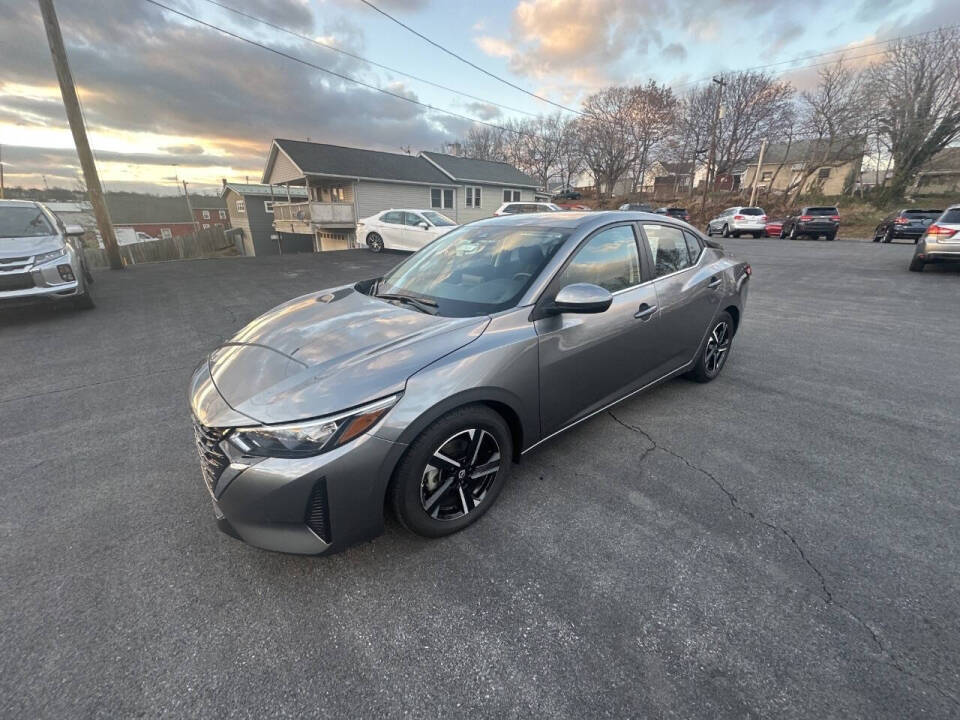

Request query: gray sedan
[{"left": 189, "top": 211, "right": 750, "bottom": 555}]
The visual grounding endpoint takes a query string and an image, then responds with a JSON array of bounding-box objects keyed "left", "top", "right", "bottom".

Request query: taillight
[
  {"left": 759, "top": 215, "right": 767, "bottom": 222},
  {"left": 734, "top": 214, "right": 745, "bottom": 220},
  {"left": 799, "top": 215, "right": 812, "bottom": 222},
  {"left": 744, "top": 264, "right": 752, "bottom": 276},
  {"left": 830, "top": 215, "right": 840, "bottom": 222},
  {"left": 925, "top": 224, "right": 957, "bottom": 239},
  {"left": 895, "top": 216, "right": 909, "bottom": 224}
]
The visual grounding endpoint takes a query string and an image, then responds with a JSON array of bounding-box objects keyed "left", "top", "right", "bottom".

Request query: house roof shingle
[
  {"left": 420, "top": 151, "right": 539, "bottom": 187},
  {"left": 274, "top": 139, "right": 452, "bottom": 185},
  {"left": 105, "top": 193, "right": 224, "bottom": 224}
]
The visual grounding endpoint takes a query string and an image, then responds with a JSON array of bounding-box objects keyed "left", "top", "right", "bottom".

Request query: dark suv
[
  {"left": 655, "top": 207, "right": 691, "bottom": 222},
  {"left": 873, "top": 209, "right": 942, "bottom": 244},
  {"left": 780, "top": 206, "right": 840, "bottom": 241}
]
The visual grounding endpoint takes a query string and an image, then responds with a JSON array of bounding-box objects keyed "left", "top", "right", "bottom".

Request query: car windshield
[
  {"left": 374, "top": 223, "right": 570, "bottom": 317},
  {"left": 0, "top": 206, "right": 55, "bottom": 239},
  {"left": 422, "top": 211, "right": 456, "bottom": 227},
  {"left": 740, "top": 207, "right": 764, "bottom": 215},
  {"left": 806, "top": 207, "right": 838, "bottom": 216}
]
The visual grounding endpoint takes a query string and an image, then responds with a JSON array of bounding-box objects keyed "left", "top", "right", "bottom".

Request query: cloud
[
  {"left": 161, "top": 144, "right": 205, "bottom": 155},
  {"left": 462, "top": 102, "right": 502, "bottom": 120},
  {"left": 661, "top": 42, "right": 687, "bottom": 62},
  {"left": 474, "top": 36, "right": 514, "bottom": 58}
]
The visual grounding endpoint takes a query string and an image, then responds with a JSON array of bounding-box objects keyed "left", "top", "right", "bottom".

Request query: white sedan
[{"left": 357, "top": 209, "right": 458, "bottom": 252}]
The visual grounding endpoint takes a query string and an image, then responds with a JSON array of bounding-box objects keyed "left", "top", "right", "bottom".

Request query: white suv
[
  {"left": 493, "top": 202, "right": 562, "bottom": 216},
  {"left": 706, "top": 206, "right": 767, "bottom": 238},
  {"left": 0, "top": 199, "right": 95, "bottom": 309}
]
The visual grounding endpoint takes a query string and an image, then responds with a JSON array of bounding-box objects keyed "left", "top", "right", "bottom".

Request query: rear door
[
  {"left": 639, "top": 223, "right": 722, "bottom": 369},
  {"left": 378, "top": 211, "right": 406, "bottom": 249},
  {"left": 535, "top": 223, "right": 662, "bottom": 436}
]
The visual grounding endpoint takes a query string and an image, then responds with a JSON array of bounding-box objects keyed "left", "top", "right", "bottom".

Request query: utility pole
[
  {"left": 749, "top": 138, "right": 767, "bottom": 207},
  {"left": 700, "top": 74, "right": 727, "bottom": 214},
  {"left": 39, "top": 0, "right": 122, "bottom": 269},
  {"left": 182, "top": 179, "right": 200, "bottom": 231},
  {"left": 0, "top": 144, "right": 4, "bottom": 199}
]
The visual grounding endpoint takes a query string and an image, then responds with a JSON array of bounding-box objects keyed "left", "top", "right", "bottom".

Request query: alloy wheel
[
  {"left": 704, "top": 320, "right": 731, "bottom": 375},
  {"left": 420, "top": 428, "right": 501, "bottom": 521},
  {"left": 368, "top": 233, "right": 384, "bottom": 252}
]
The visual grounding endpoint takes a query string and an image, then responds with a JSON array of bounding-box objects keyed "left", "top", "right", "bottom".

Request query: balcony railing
[{"left": 273, "top": 201, "right": 355, "bottom": 230}]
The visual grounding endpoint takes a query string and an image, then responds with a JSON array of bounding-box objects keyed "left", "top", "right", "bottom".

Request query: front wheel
[
  {"left": 686, "top": 312, "right": 734, "bottom": 383},
  {"left": 389, "top": 405, "right": 512, "bottom": 538},
  {"left": 366, "top": 232, "right": 384, "bottom": 253},
  {"left": 883, "top": 228, "right": 894, "bottom": 244},
  {"left": 825, "top": 233, "right": 836, "bottom": 241},
  {"left": 909, "top": 256, "right": 925, "bottom": 272},
  {"left": 72, "top": 286, "right": 95, "bottom": 310},
  {"left": 722, "top": 224, "right": 731, "bottom": 238}
]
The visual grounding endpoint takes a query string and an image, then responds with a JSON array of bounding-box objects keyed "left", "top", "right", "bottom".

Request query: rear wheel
[
  {"left": 366, "top": 232, "right": 384, "bottom": 253},
  {"left": 826, "top": 232, "right": 836, "bottom": 241},
  {"left": 389, "top": 405, "right": 512, "bottom": 537},
  {"left": 754, "top": 232, "right": 762, "bottom": 239},
  {"left": 722, "top": 224, "right": 731, "bottom": 238},
  {"left": 686, "top": 312, "right": 734, "bottom": 383},
  {"left": 872, "top": 228, "right": 882, "bottom": 242},
  {"left": 909, "top": 256, "right": 925, "bottom": 272}
]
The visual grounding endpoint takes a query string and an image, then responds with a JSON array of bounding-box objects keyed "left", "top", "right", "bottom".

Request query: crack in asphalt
[
  {"left": 607, "top": 409, "right": 960, "bottom": 709},
  {"left": 0, "top": 364, "right": 197, "bottom": 405}
]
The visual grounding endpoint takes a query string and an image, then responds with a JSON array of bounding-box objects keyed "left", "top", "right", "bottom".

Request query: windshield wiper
[{"left": 375, "top": 292, "right": 439, "bottom": 315}]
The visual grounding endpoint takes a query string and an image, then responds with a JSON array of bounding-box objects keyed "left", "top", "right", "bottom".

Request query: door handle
[
  {"left": 707, "top": 276, "right": 722, "bottom": 289},
  {"left": 634, "top": 303, "right": 657, "bottom": 320}
]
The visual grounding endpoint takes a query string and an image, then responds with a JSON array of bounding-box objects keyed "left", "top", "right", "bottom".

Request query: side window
[
  {"left": 683, "top": 231, "right": 703, "bottom": 263},
  {"left": 381, "top": 211, "right": 404, "bottom": 224},
  {"left": 642, "top": 224, "right": 693, "bottom": 277},
  {"left": 404, "top": 212, "right": 424, "bottom": 227},
  {"left": 556, "top": 225, "right": 641, "bottom": 294}
]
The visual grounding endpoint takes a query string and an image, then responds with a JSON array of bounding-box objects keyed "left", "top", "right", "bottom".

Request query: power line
[
  {"left": 141, "top": 0, "right": 542, "bottom": 140},
  {"left": 358, "top": 0, "right": 584, "bottom": 117},
  {"left": 195, "top": 0, "right": 538, "bottom": 118}
]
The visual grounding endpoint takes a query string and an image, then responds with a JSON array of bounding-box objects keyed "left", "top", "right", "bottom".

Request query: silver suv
[
  {"left": 0, "top": 200, "right": 94, "bottom": 309},
  {"left": 910, "top": 204, "right": 960, "bottom": 272},
  {"left": 706, "top": 206, "right": 767, "bottom": 238}
]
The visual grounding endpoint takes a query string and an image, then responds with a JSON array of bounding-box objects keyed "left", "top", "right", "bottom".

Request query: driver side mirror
[
  {"left": 548, "top": 283, "right": 613, "bottom": 315},
  {"left": 64, "top": 224, "right": 86, "bottom": 236},
  {"left": 418, "top": 221, "right": 429, "bottom": 230}
]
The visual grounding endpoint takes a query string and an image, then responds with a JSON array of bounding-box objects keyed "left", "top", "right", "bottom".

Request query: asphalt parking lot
[{"left": 2, "top": 239, "right": 958, "bottom": 718}]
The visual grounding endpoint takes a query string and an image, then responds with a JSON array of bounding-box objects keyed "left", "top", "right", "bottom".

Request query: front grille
[
  {"left": 0, "top": 274, "right": 34, "bottom": 291},
  {"left": 305, "top": 479, "right": 332, "bottom": 543},
  {"left": 193, "top": 421, "right": 230, "bottom": 495}
]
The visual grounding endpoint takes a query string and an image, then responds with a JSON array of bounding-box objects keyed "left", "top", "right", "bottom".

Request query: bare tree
[
  {"left": 460, "top": 125, "right": 510, "bottom": 162},
  {"left": 577, "top": 86, "right": 638, "bottom": 197},
  {"left": 512, "top": 113, "right": 569, "bottom": 190},
  {"left": 867, "top": 28, "right": 960, "bottom": 201},
  {"left": 627, "top": 81, "right": 678, "bottom": 193},
  {"left": 666, "top": 85, "right": 717, "bottom": 195}
]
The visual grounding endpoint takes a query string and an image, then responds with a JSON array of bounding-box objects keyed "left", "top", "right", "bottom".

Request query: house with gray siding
[
  {"left": 261, "top": 139, "right": 539, "bottom": 251},
  {"left": 220, "top": 181, "right": 308, "bottom": 256}
]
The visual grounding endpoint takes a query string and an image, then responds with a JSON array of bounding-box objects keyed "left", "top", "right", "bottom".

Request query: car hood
[
  {"left": 0, "top": 235, "right": 63, "bottom": 259},
  {"left": 205, "top": 285, "right": 489, "bottom": 425}
]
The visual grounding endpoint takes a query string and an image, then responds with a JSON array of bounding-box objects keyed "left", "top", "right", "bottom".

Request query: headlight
[
  {"left": 33, "top": 247, "right": 68, "bottom": 265},
  {"left": 227, "top": 394, "right": 400, "bottom": 458}
]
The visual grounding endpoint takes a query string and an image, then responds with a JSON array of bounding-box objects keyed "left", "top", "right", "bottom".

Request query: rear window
[
  {"left": 903, "top": 210, "right": 942, "bottom": 218},
  {"left": 940, "top": 209, "right": 960, "bottom": 223},
  {"left": 739, "top": 207, "right": 764, "bottom": 215},
  {"left": 806, "top": 207, "right": 838, "bottom": 216}
]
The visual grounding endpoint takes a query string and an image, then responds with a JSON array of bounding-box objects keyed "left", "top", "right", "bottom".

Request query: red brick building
[{"left": 105, "top": 192, "right": 229, "bottom": 240}]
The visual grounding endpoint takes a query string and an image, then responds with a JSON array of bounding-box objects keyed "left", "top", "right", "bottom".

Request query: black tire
[
  {"left": 389, "top": 405, "right": 513, "bottom": 538},
  {"left": 779, "top": 228, "right": 787, "bottom": 239},
  {"left": 722, "top": 224, "right": 731, "bottom": 238},
  {"left": 872, "top": 228, "right": 882, "bottom": 242},
  {"left": 909, "top": 256, "right": 925, "bottom": 272},
  {"left": 686, "top": 312, "right": 734, "bottom": 383},
  {"left": 826, "top": 233, "right": 836, "bottom": 241},
  {"left": 72, "top": 286, "right": 95, "bottom": 310},
  {"left": 913, "top": 238, "right": 920, "bottom": 245},
  {"left": 883, "top": 228, "right": 894, "bottom": 244},
  {"left": 754, "top": 232, "right": 762, "bottom": 239},
  {"left": 705, "top": 225, "right": 713, "bottom": 236},
  {"left": 789, "top": 225, "right": 798, "bottom": 240},
  {"left": 366, "top": 232, "right": 384, "bottom": 253}
]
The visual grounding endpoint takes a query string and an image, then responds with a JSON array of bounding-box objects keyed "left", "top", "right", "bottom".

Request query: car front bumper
[
  {"left": 0, "top": 261, "right": 83, "bottom": 303},
  {"left": 194, "top": 420, "right": 407, "bottom": 555}
]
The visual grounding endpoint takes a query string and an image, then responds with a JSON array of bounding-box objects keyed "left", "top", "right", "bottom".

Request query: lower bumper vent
[{"left": 306, "top": 479, "right": 332, "bottom": 543}]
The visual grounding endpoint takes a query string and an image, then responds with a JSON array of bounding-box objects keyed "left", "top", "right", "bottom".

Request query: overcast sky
[{"left": 1, "top": 0, "right": 956, "bottom": 194}]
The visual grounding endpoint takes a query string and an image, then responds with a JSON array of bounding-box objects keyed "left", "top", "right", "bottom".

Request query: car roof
[
  {"left": 0, "top": 199, "right": 41, "bottom": 208},
  {"left": 471, "top": 209, "right": 686, "bottom": 230}
]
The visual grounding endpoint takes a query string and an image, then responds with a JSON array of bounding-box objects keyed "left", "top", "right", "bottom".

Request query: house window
[
  {"left": 818, "top": 168, "right": 831, "bottom": 179},
  {"left": 465, "top": 186, "right": 482, "bottom": 208},
  {"left": 202, "top": 223, "right": 210, "bottom": 229},
  {"left": 201, "top": 210, "right": 211, "bottom": 219},
  {"left": 218, "top": 210, "right": 226, "bottom": 220},
  {"left": 761, "top": 171, "right": 773, "bottom": 182},
  {"left": 160, "top": 228, "right": 172, "bottom": 240},
  {"left": 331, "top": 187, "right": 345, "bottom": 202},
  {"left": 503, "top": 189, "right": 521, "bottom": 202},
  {"left": 236, "top": 199, "right": 245, "bottom": 213},
  {"left": 431, "top": 188, "right": 453, "bottom": 209},
  {"left": 264, "top": 201, "right": 275, "bottom": 213}
]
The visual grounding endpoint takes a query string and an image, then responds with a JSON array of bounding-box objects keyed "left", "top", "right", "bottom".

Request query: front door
[
  {"left": 639, "top": 222, "right": 722, "bottom": 369},
  {"left": 402, "top": 212, "right": 434, "bottom": 250},
  {"left": 535, "top": 223, "right": 663, "bottom": 437}
]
